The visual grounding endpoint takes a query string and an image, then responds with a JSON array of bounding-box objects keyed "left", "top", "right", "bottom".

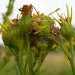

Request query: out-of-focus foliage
[{"left": 3, "top": 0, "right": 15, "bottom": 23}]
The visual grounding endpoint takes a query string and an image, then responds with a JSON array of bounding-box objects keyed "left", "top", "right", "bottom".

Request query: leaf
[
  {"left": 56, "top": 12, "right": 65, "bottom": 24},
  {"left": 66, "top": 4, "right": 69, "bottom": 21},
  {"left": 48, "top": 8, "right": 60, "bottom": 15},
  {"left": 66, "top": 4, "right": 72, "bottom": 23}
]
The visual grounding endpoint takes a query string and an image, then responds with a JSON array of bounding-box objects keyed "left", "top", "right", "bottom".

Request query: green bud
[
  {"left": 18, "top": 15, "right": 33, "bottom": 35},
  {"left": 2, "top": 25, "right": 24, "bottom": 53},
  {"left": 60, "top": 22, "right": 74, "bottom": 40}
]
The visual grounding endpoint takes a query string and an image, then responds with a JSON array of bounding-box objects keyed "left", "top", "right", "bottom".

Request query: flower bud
[
  {"left": 2, "top": 23, "right": 24, "bottom": 52},
  {"left": 60, "top": 23, "right": 74, "bottom": 40}
]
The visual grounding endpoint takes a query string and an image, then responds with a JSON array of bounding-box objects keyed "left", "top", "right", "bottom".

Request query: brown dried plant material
[
  {"left": 30, "top": 21, "right": 39, "bottom": 32},
  {"left": 50, "top": 25, "right": 60, "bottom": 37},
  {"left": 12, "top": 19, "right": 18, "bottom": 26},
  {"left": 19, "top": 4, "right": 33, "bottom": 16}
]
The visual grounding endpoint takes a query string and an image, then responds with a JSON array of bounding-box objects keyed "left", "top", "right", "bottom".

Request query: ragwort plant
[
  {"left": 0, "top": 1, "right": 75, "bottom": 75},
  {"left": 0, "top": 4, "right": 57, "bottom": 75},
  {"left": 50, "top": 5, "right": 75, "bottom": 75}
]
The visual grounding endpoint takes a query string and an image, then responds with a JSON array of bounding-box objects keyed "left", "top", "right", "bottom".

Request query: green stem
[
  {"left": 48, "top": 36, "right": 75, "bottom": 75},
  {"left": 26, "top": 35, "right": 33, "bottom": 75},
  {"left": 10, "top": 48, "right": 24, "bottom": 75},
  {"left": 34, "top": 50, "right": 43, "bottom": 75},
  {"left": 55, "top": 39, "right": 75, "bottom": 75},
  {"left": 38, "top": 50, "right": 43, "bottom": 75},
  {"left": 61, "top": 39, "right": 75, "bottom": 75},
  {"left": 48, "top": 36, "right": 71, "bottom": 59},
  {"left": 69, "top": 40, "right": 75, "bottom": 75},
  {"left": 69, "top": 40, "right": 74, "bottom": 59},
  {"left": 69, "top": 58, "right": 75, "bottom": 75},
  {"left": 15, "top": 55, "right": 24, "bottom": 75},
  {"left": 60, "top": 42, "right": 71, "bottom": 60}
]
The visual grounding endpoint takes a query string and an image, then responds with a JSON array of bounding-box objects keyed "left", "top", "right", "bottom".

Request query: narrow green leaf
[
  {"left": 66, "top": 4, "right": 72, "bottom": 23},
  {"left": 70, "top": 6, "right": 72, "bottom": 23},
  {"left": 66, "top": 4, "right": 69, "bottom": 21},
  {"left": 48, "top": 8, "right": 60, "bottom": 15}
]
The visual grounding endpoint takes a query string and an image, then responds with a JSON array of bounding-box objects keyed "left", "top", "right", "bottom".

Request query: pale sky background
[{"left": 0, "top": 0, "right": 75, "bottom": 44}]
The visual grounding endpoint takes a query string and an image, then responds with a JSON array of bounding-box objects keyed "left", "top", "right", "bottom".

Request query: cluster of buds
[
  {"left": 0, "top": 4, "right": 59, "bottom": 65},
  {"left": 0, "top": 4, "right": 75, "bottom": 75},
  {"left": 53, "top": 5, "right": 74, "bottom": 40}
]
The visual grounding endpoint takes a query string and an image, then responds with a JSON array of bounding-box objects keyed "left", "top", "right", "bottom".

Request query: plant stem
[
  {"left": 26, "top": 35, "right": 33, "bottom": 75},
  {"left": 69, "top": 40, "right": 75, "bottom": 75},
  {"left": 3, "top": 0, "right": 15, "bottom": 23},
  {"left": 37, "top": 50, "right": 43, "bottom": 75},
  {"left": 10, "top": 48, "right": 24, "bottom": 75},
  {"left": 15, "top": 55, "right": 24, "bottom": 75},
  {"left": 58, "top": 40, "right": 75, "bottom": 75},
  {"left": 69, "top": 58, "right": 75, "bottom": 75}
]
